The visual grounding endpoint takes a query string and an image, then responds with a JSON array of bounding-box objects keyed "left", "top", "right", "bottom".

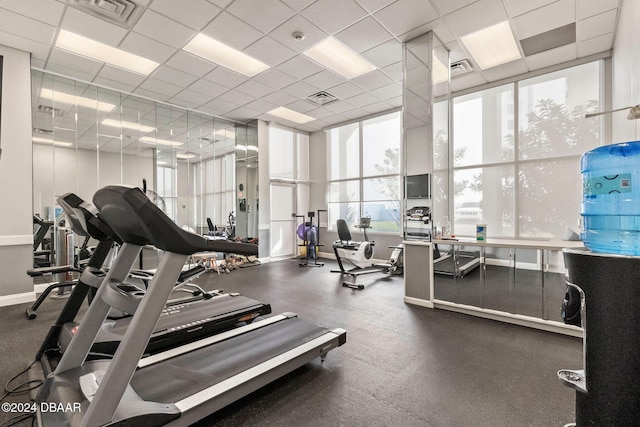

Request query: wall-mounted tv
[{"left": 405, "top": 173, "right": 431, "bottom": 199}]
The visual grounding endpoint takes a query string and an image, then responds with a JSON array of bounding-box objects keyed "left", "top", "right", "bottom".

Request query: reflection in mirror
[
  {"left": 30, "top": 69, "right": 256, "bottom": 271},
  {"left": 402, "top": 31, "right": 450, "bottom": 241}
]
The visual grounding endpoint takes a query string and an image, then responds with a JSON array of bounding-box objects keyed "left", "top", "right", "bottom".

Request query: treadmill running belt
[{"left": 131, "top": 317, "right": 328, "bottom": 403}]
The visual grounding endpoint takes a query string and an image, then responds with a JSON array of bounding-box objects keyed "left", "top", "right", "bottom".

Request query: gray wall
[{"left": 0, "top": 45, "right": 34, "bottom": 301}]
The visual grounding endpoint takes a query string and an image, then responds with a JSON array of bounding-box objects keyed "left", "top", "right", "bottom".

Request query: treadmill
[
  {"left": 433, "top": 243, "right": 480, "bottom": 278},
  {"left": 36, "top": 186, "right": 346, "bottom": 427},
  {"left": 34, "top": 193, "right": 271, "bottom": 376}
]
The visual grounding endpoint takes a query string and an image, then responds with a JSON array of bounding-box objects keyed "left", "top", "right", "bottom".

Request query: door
[{"left": 270, "top": 182, "right": 296, "bottom": 259}]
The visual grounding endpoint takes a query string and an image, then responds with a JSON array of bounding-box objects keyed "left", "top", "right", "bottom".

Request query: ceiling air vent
[
  {"left": 69, "top": 0, "right": 141, "bottom": 29},
  {"left": 450, "top": 59, "right": 473, "bottom": 77},
  {"left": 305, "top": 91, "right": 339, "bottom": 106},
  {"left": 33, "top": 128, "right": 53, "bottom": 135},
  {"left": 37, "top": 105, "right": 65, "bottom": 116}
]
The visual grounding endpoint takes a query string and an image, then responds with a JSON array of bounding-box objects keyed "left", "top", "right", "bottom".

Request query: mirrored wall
[
  {"left": 31, "top": 70, "right": 255, "bottom": 263},
  {"left": 402, "top": 31, "right": 450, "bottom": 241}
]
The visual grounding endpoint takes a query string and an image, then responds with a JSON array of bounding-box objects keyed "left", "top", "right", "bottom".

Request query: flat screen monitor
[{"left": 405, "top": 174, "right": 430, "bottom": 199}]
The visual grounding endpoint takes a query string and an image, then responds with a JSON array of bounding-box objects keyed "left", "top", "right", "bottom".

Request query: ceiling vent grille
[
  {"left": 305, "top": 91, "right": 339, "bottom": 106},
  {"left": 450, "top": 59, "right": 473, "bottom": 77},
  {"left": 69, "top": 0, "right": 141, "bottom": 29},
  {"left": 37, "top": 105, "right": 65, "bottom": 116},
  {"left": 33, "top": 128, "right": 53, "bottom": 135}
]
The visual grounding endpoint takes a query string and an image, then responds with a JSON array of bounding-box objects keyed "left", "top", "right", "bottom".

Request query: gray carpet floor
[{"left": 0, "top": 258, "right": 582, "bottom": 426}]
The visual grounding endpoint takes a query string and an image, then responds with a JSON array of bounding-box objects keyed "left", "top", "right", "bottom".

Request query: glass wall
[
  {"left": 327, "top": 110, "right": 401, "bottom": 232},
  {"left": 449, "top": 61, "right": 602, "bottom": 239}
]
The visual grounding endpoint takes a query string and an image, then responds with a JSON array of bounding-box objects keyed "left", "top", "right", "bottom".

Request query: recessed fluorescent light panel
[
  {"left": 176, "top": 153, "right": 196, "bottom": 159},
  {"left": 40, "top": 88, "right": 116, "bottom": 112},
  {"left": 267, "top": 107, "right": 315, "bottom": 124},
  {"left": 139, "top": 136, "right": 184, "bottom": 147},
  {"left": 304, "top": 37, "right": 376, "bottom": 79},
  {"left": 183, "top": 33, "right": 269, "bottom": 77},
  {"left": 460, "top": 21, "right": 521, "bottom": 70},
  {"left": 101, "top": 118, "right": 155, "bottom": 133},
  {"left": 55, "top": 29, "right": 159, "bottom": 75}
]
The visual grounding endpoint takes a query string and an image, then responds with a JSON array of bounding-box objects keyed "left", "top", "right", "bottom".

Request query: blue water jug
[{"left": 581, "top": 140, "right": 640, "bottom": 255}]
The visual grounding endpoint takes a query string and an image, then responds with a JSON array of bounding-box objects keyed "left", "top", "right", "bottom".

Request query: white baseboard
[
  {"left": 404, "top": 296, "right": 434, "bottom": 308},
  {"left": 0, "top": 291, "right": 35, "bottom": 307}
]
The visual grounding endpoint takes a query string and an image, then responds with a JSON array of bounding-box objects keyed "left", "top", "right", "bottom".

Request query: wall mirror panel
[
  {"left": 31, "top": 70, "right": 255, "bottom": 267},
  {"left": 402, "top": 31, "right": 450, "bottom": 241}
]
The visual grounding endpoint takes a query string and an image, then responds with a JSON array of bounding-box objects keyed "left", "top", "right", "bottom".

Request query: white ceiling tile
[
  {"left": 341, "top": 108, "right": 371, "bottom": 120},
  {"left": 165, "top": 51, "right": 217, "bottom": 77},
  {"left": 132, "top": 9, "right": 195, "bottom": 49},
  {"left": 188, "top": 78, "right": 229, "bottom": 98},
  {"left": 235, "top": 79, "right": 275, "bottom": 98},
  {"left": 244, "top": 36, "right": 297, "bottom": 67},
  {"left": 524, "top": 43, "right": 577, "bottom": 70},
  {"left": 203, "top": 67, "right": 249, "bottom": 88},
  {"left": 361, "top": 101, "right": 393, "bottom": 114},
  {"left": 151, "top": 66, "right": 200, "bottom": 87},
  {"left": 577, "top": 9, "right": 618, "bottom": 41},
  {"left": 277, "top": 55, "right": 324, "bottom": 80},
  {"left": 172, "top": 88, "right": 216, "bottom": 107},
  {"left": 430, "top": 0, "right": 478, "bottom": 16},
  {"left": 449, "top": 71, "right": 487, "bottom": 92},
  {"left": 304, "top": 70, "right": 347, "bottom": 90},
  {"left": 301, "top": 0, "right": 368, "bottom": 35},
  {"left": 577, "top": 0, "right": 620, "bottom": 20},
  {"left": 167, "top": 96, "right": 204, "bottom": 110},
  {"left": 227, "top": 0, "right": 296, "bottom": 33},
  {"left": 150, "top": 0, "right": 221, "bottom": 30},
  {"left": 368, "top": 83, "right": 403, "bottom": 100},
  {"left": 0, "top": 30, "right": 50, "bottom": 60},
  {"left": 577, "top": 32, "right": 614, "bottom": 57},
  {"left": 286, "top": 99, "right": 318, "bottom": 113},
  {"left": 336, "top": 17, "right": 392, "bottom": 54},
  {"left": 217, "top": 89, "right": 256, "bottom": 105},
  {"left": 244, "top": 98, "right": 280, "bottom": 113},
  {"left": 200, "top": 99, "right": 239, "bottom": 116},
  {"left": 261, "top": 90, "right": 300, "bottom": 106},
  {"left": 354, "top": 0, "right": 396, "bottom": 13},
  {"left": 201, "top": 11, "right": 263, "bottom": 50},
  {"left": 0, "top": 9, "right": 56, "bottom": 45},
  {"left": 138, "top": 78, "right": 183, "bottom": 99},
  {"left": 444, "top": 0, "right": 509, "bottom": 37},
  {"left": 269, "top": 14, "right": 328, "bottom": 53},
  {"left": 225, "top": 106, "right": 261, "bottom": 122},
  {"left": 60, "top": 7, "right": 128, "bottom": 46},
  {"left": 513, "top": 0, "right": 576, "bottom": 40},
  {"left": 352, "top": 70, "right": 394, "bottom": 91},
  {"left": 0, "top": 0, "right": 64, "bottom": 26},
  {"left": 281, "top": 80, "right": 319, "bottom": 98},
  {"left": 304, "top": 107, "right": 335, "bottom": 119},
  {"left": 361, "top": 39, "right": 403, "bottom": 69},
  {"left": 97, "top": 65, "right": 147, "bottom": 88},
  {"left": 119, "top": 32, "right": 176, "bottom": 64},
  {"left": 446, "top": 40, "right": 468, "bottom": 63},
  {"left": 45, "top": 62, "right": 97, "bottom": 83},
  {"left": 48, "top": 47, "right": 104, "bottom": 76},
  {"left": 253, "top": 68, "right": 298, "bottom": 90},
  {"left": 420, "top": 18, "right": 458, "bottom": 44},
  {"left": 374, "top": 0, "right": 439, "bottom": 37},
  {"left": 380, "top": 61, "right": 403, "bottom": 81},
  {"left": 279, "top": 0, "right": 316, "bottom": 12},
  {"left": 323, "top": 100, "right": 357, "bottom": 113},
  {"left": 134, "top": 87, "right": 169, "bottom": 101},
  {"left": 480, "top": 59, "right": 528, "bottom": 82},
  {"left": 327, "top": 81, "right": 365, "bottom": 99},
  {"left": 345, "top": 92, "right": 378, "bottom": 107},
  {"left": 31, "top": 58, "right": 46, "bottom": 69},
  {"left": 503, "top": 0, "right": 556, "bottom": 18}
]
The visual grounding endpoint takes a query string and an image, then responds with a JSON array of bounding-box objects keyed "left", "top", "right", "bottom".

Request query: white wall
[
  {"left": 0, "top": 44, "right": 34, "bottom": 300},
  {"left": 611, "top": 0, "right": 640, "bottom": 143}
]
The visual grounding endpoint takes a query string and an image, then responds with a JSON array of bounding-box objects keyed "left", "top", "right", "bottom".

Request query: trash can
[{"left": 560, "top": 247, "right": 640, "bottom": 425}]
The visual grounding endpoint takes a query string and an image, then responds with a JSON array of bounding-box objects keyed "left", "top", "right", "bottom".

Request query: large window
[
  {"left": 449, "top": 61, "right": 602, "bottom": 238},
  {"left": 328, "top": 111, "right": 401, "bottom": 232}
]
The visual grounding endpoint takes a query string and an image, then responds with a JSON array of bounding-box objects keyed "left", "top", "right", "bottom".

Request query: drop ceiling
[{"left": 0, "top": 0, "right": 622, "bottom": 132}]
